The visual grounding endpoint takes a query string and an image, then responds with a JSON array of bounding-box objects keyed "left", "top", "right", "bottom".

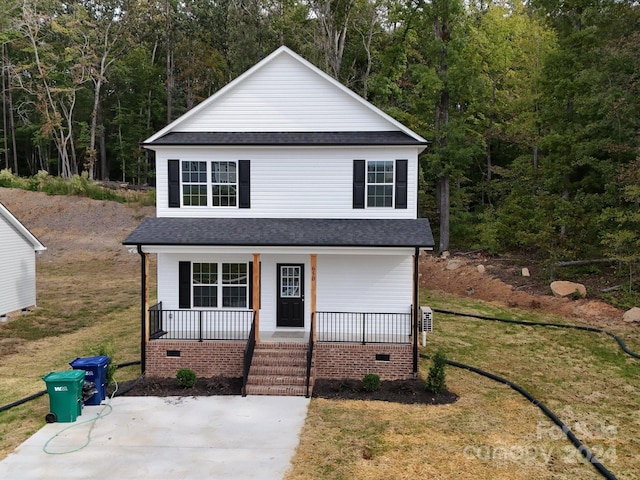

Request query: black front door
[{"left": 277, "top": 264, "right": 305, "bottom": 327}]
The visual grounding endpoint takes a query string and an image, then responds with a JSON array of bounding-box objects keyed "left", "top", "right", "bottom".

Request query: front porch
[
  {"left": 144, "top": 305, "right": 416, "bottom": 395},
  {"left": 148, "top": 304, "right": 413, "bottom": 345}
]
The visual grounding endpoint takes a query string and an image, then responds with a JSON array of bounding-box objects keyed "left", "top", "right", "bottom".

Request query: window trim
[
  {"left": 353, "top": 159, "right": 409, "bottom": 210},
  {"left": 190, "top": 262, "right": 250, "bottom": 309},
  {"left": 366, "top": 160, "right": 395, "bottom": 208},
  {"left": 177, "top": 160, "right": 244, "bottom": 208}
]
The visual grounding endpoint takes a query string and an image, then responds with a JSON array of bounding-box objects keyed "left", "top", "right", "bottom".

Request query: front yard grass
[
  {"left": 0, "top": 256, "right": 142, "bottom": 459},
  {"left": 286, "top": 291, "right": 640, "bottom": 479},
  {"left": 2, "top": 252, "right": 639, "bottom": 478}
]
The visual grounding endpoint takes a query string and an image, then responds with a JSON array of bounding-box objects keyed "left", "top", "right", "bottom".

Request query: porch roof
[
  {"left": 123, "top": 217, "right": 434, "bottom": 248},
  {"left": 144, "top": 131, "right": 428, "bottom": 147}
]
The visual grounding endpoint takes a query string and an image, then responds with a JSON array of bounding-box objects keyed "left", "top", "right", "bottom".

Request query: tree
[{"left": 16, "top": 0, "right": 92, "bottom": 178}]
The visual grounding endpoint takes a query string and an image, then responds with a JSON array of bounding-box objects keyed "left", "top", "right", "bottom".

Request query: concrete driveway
[{"left": 0, "top": 396, "right": 309, "bottom": 479}]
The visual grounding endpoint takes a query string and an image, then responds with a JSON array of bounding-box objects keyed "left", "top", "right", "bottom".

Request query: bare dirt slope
[
  {"left": 0, "top": 186, "right": 624, "bottom": 326},
  {"left": 0, "top": 186, "right": 154, "bottom": 263},
  {"left": 420, "top": 254, "right": 624, "bottom": 326}
]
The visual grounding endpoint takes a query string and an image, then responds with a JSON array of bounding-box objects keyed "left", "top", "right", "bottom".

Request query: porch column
[
  {"left": 137, "top": 245, "right": 149, "bottom": 374},
  {"left": 253, "top": 253, "right": 260, "bottom": 342},
  {"left": 413, "top": 247, "right": 419, "bottom": 377},
  {"left": 310, "top": 254, "right": 317, "bottom": 342}
]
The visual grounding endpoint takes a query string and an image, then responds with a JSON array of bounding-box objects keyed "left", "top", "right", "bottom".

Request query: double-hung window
[
  {"left": 353, "top": 159, "right": 407, "bottom": 209},
  {"left": 170, "top": 159, "right": 249, "bottom": 209},
  {"left": 182, "top": 161, "right": 208, "bottom": 206},
  {"left": 367, "top": 160, "right": 394, "bottom": 207},
  {"left": 191, "top": 262, "right": 248, "bottom": 308},
  {"left": 211, "top": 161, "right": 237, "bottom": 207}
]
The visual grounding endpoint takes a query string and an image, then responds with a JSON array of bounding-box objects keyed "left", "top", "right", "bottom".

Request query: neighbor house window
[
  {"left": 192, "top": 262, "right": 248, "bottom": 308},
  {"left": 182, "top": 161, "right": 208, "bottom": 206},
  {"left": 367, "top": 160, "right": 394, "bottom": 207},
  {"left": 211, "top": 161, "right": 237, "bottom": 207}
]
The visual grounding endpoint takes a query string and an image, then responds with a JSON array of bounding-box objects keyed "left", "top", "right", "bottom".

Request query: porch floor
[{"left": 260, "top": 330, "right": 309, "bottom": 343}]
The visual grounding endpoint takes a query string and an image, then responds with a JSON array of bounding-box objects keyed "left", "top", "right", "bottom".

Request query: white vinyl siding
[
  {"left": 0, "top": 218, "right": 38, "bottom": 316},
  {"left": 316, "top": 255, "right": 412, "bottom": 313},
  {"left": 174, "top": 53, "right": 394, "bottom": 133},
  {"left": 154, "top": 147, "right": 419, "bottom": 219},
  {"left": 156, "top": 250, "right": 413, "bottom": 332}
]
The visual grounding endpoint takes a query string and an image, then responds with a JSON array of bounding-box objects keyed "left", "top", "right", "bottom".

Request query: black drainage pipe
[
  {"left": 432, "top": 308, "right": 640, "bottom": 359},
  {"left": 0, "top": 360, "right": 142, "bottom": 413},
  {"left": 420, "top": 354, "right": 618, "bottom": 480}
]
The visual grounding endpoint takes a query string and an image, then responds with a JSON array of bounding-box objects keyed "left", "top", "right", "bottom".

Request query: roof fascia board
[
  {"left": 143, "top": 46, "right": 427, "bottom": 145},
  {"left": 133, "top": 245, "right": 415, "bottom": 255},
  {"left": 0, "top": 203, "right": 46, "bottom": 251}
]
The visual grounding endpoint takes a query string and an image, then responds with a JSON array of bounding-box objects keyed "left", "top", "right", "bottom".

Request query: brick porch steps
[{"left": 244, "top": 342, "right": 313, "bottom": 397}]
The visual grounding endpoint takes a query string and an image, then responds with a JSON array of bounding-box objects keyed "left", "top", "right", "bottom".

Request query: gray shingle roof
[
  {"left": 144, "top": 131, "right": 428, "bottom": 146},
  {"left": 123, "top": 217, "right": 434, "bottom": 248}
]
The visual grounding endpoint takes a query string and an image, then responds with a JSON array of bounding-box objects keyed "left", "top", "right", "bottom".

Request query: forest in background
[{"left": 0, "top": 0, "right": 639, "bottom": 267}]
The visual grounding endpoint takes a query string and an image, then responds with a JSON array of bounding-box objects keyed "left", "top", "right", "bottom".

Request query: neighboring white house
[
  {"left": 0, "top": 202, "right": 46, "bottom": 318},
  {"left": 124, "top": 46, "right": 434, "bottom": 395}
]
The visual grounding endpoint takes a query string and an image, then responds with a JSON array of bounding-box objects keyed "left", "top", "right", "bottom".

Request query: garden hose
[
  {"left": 432, "top": 308, "right": 640, "bottom": 359},
  {"left": 422, "top": 307, "right": 640, "bottom": 480},
  {"left": 421, "top": 354, "right": 617, "bottom": 480},
  {"left": 0, "top": 360, "right": 140, "bottom": 414},
  {"left": 42, "top": 381, "right": 118, "bottom": 455}
]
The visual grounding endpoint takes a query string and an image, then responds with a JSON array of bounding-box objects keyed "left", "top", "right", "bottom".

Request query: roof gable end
[
  {"left": 145, "top": 47, "right": 426, "bottom": 144},
  {"left": 0, "top": 203, "right": 46, "bottom": 251}
]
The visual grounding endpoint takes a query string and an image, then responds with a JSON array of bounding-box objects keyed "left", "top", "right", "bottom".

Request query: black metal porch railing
[
  {"left": 242, "top": 314, "right": 257, "bottom": 397},
  {"left": 149, "top": 302, "right": 164, "bottom": 339},
  {"left": 305, "top": 313, "right": 315, "bottom": 398},
  {"left": 316, "top": 311, "right": 412, "bottom": 344},
  {"left": 147, "top": 306, "right": 253, "bottom": 341}
]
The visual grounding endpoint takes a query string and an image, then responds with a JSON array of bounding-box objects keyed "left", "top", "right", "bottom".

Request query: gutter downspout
[
  {"left": 137, "top": 245, "right": 146, "bottom": 374},
  {"left": 413, "top": 246, "right": 419, "bottom": 377}
]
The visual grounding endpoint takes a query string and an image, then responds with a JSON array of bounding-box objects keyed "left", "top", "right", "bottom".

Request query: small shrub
[
  {"left": 176, "top": 368, "right": 197, "bottom": 388},
  {"left": 425, "top": 350, "right": 447, "bottom": 394},
  {"left": 362, "top": 373, "right": 381, "bottom": 392}
]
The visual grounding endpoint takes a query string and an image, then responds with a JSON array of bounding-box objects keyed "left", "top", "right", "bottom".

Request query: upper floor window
[
  {"left": 353, "top": 159, "right": 407, "bottom": 209},
  {"left": 211, "top": 161, "right": 237, "bottom": 207},
  {"left": 182, "top": 161, "right": 208, "bottom": 206},
  {"left": 367, "top": 161, "right": 394, "bottom": 207},
  {"left": 169, "top": 159, "right": 250, "bottom": 209}
]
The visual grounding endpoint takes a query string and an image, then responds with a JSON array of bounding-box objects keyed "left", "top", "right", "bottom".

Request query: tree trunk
[{"left": 439, "top": 175, "right": 450, "bottom": 254}]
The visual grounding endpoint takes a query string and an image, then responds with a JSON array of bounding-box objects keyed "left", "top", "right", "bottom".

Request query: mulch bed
[{"left": 115, "top": 376, "right": 458, "bottom": 405}]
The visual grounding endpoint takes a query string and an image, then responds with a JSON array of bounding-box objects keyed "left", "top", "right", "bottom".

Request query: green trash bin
[{"left": 43, "top": 370, "right": 86, "bottom": 423}]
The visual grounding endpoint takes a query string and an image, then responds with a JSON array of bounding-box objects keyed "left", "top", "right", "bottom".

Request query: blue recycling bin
[{"left": 69, "top": 355, "right": 110, "bottom": 405}]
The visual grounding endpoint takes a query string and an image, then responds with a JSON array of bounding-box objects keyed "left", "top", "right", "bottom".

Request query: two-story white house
[{"left": 123, "top": 46, "right": 434, "bottom": 396}]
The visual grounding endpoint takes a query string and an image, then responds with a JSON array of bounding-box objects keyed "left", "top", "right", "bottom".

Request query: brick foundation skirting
[
  {"left": 314, "top": 343, "right": 414, "bottom": 380},
  {"left": 145, "top": 341, "right": 414, "bottom": 380},
  {"left": 146, "top": 340, "right": 245, "bottom": 378}
]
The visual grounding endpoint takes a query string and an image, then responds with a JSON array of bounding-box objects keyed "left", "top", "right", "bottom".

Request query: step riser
[
  {"left": 251, "top": 365, "right": 309, "bottom": 375},
  {"left": 245, "top": 342, "right": 314, "bottom": 397},
  {"left": 248, "top": 375, "right": 309, "bottom": 386},
  {"left": 244, "top": 385, "right": 311, "bottom": 396}
]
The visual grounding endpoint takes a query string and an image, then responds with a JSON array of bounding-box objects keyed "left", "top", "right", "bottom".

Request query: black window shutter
[
  {"left": 178, "top": 261, "right": 191, "bottom": 308},
  {"left": 248, "top": 262, "right": 253, "bottom": 309},
  {"left": 395, "top": 159, "right": 408, "bottom": 209},
  {"left": 168, "top": 159, "right": 180, "bottom": 208},
  {"left": 353, "top": 160, "right": 365, "bottom": 209},
  {"left": 238, "top": 160, "right": 250, "bottom": 208}
]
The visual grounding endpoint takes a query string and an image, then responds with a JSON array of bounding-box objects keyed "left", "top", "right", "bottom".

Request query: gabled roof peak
[
  {"left": 0, "top": 202, "right": 46, "bottom": 251},
  {"left": 144, "top": 47, "right": 427, "bottom": 145}
]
